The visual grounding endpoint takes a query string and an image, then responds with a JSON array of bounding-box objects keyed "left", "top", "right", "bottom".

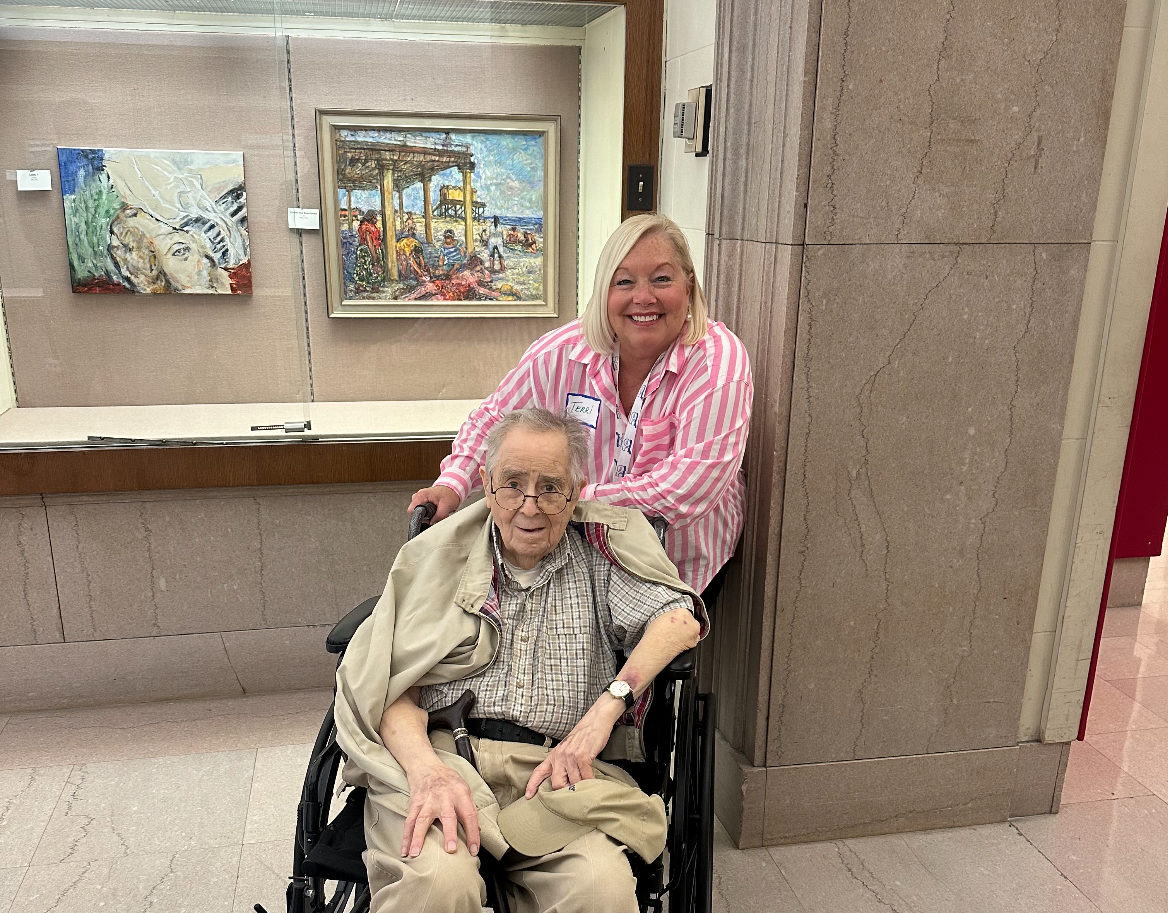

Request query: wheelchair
[{"left": 261, "top": 507, "right": 716, "bottom": 913}]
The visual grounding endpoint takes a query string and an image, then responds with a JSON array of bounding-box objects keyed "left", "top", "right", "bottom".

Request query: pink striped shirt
[{"left": 435, "top": 319, "right": 753, "bottom": 592}]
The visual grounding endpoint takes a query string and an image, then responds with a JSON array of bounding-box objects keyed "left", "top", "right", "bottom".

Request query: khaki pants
[{"left": 363, "top": 737, "right": 639, "bottom": 913}]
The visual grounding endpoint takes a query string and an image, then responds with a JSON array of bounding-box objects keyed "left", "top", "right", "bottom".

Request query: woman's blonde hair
[{"left": 581, "top": 213, "right": 709, "bottom": 354}]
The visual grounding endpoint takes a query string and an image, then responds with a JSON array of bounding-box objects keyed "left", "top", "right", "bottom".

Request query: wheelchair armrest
[
  {"left": 663, "top": 647, "right": 695, "bottom": 679},
  {"left": 326, "top": 596, "right": 379, "bottom": 654}
]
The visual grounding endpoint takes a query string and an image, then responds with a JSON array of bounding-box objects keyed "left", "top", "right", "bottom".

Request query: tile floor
[{"left": 2, "top": 553, "right": 1168, "bottom": 912}]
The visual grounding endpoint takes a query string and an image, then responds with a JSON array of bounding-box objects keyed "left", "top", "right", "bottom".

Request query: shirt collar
[
  {"left": 577, "top": 335, "right": 687, "bottom": 374},
  {"left": 489, "top": 522, "right": 572, "bottom": 589},
  {"left": 661, "top": 336, "right": 687, "bottom": 375}
]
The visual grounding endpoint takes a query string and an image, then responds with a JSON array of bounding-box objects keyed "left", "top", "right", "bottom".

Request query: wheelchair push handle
[
  {"left": 426, "top": 688, "right": 478, "bottom": 770},
  {"left": 409, "top": 501, "right": 438, "bottom": 540}
]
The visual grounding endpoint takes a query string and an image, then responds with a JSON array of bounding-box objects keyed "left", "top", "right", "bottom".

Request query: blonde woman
[{"left": 409, "top": 214, "right": 753, "bottom": 597}]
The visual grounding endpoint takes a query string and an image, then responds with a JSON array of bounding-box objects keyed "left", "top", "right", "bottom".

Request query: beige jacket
[{"left": 334, "top": 498, "right": 703, "bottom": 859}]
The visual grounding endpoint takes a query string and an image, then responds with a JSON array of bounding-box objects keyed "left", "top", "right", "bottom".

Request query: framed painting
[
  {"left": 316, "top": 110, "right": 558, "bottom": 317},
  {"left": 57, "top": 147, "right": 250, "bottom": 295}
]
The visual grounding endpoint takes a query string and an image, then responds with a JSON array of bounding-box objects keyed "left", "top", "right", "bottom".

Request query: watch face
[{"left": 609, "top": 681, "right": 631, "bottom": 697}]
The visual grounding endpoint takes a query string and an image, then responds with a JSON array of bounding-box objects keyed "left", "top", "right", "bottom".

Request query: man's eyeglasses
[{"left": 488, "top": 482, "right": 573, "bottom": 515}]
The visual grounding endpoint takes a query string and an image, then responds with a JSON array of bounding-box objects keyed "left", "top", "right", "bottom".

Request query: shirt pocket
[{"left": 632, "top": 414, "right": 678, "bottom": 475}]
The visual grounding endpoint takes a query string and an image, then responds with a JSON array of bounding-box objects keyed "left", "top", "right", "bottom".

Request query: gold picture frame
[{"left": 316, "top": 110, "right": 559, "bottom": 318}]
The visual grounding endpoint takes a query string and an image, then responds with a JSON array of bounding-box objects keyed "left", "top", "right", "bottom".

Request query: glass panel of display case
[{"left": 0, "top": 0, "right": 627, "bottom": 451}]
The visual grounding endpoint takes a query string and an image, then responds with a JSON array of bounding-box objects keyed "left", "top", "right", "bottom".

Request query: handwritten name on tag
[{"left": 565, "top": 393, "right": 601, "bottom": 428}]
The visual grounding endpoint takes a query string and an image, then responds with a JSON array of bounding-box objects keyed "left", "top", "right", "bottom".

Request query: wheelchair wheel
[
  {"left": 693, "top": 693, "right": 715, "bottom": 913},
  {"left": 286, "top": 878, "right": 368, "bottom": 913},
  {"left": 661, "top": 689, "right": 715, "bottom": 913},
  {"left": 284, "top": 707, "right": 372, "bottom": 913}
]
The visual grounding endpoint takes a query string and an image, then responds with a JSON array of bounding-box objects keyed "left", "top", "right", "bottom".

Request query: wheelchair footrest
[{"left": 302, "top": 787, "right": 369, "bottom": 884}]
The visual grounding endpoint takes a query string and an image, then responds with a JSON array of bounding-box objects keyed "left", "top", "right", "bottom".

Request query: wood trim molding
[
  {"left": 0, "top": 440, "right": 451, "bottom": 496},
  {"left": 622, "top": 0, "right": 665, "bottom": 219}
]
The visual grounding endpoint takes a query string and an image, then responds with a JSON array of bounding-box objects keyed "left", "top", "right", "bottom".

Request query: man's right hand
[
  {"left": 407, "top": 485, "right": 461, "bottom": 521},
  {"left": 401, "top": 761, "right": 481, "bottom": 858}
]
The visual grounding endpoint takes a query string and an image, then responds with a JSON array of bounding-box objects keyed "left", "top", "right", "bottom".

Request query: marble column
[{"left": 704, "top": 0, "right": 1124, "bottom": 846}]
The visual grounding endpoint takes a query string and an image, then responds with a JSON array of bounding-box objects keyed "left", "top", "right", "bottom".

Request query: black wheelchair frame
[{"left": 266, "top": 508, "right": 715, "bottom": 913}]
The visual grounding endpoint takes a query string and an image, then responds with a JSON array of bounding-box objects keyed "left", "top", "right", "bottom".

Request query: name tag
[{"left": 565, "top": 393, "right": 601, "bottom": 428}]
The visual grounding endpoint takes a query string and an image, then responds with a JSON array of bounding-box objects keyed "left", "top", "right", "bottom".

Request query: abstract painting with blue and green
[{"left": 57, "top": 147, "right": 251, "bottom": 295}]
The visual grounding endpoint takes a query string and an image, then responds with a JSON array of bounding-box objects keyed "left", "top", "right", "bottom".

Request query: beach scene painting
[
  {"left": 317, "top": 111, "right": 558, "bottom": 317},
  {"left": 57, "top": 147, "right": 251, "bottom": 295}
]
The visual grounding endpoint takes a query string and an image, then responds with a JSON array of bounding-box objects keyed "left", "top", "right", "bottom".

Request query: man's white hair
[{"left": 484, "top": 408, "right": 590, "bottom": 488}]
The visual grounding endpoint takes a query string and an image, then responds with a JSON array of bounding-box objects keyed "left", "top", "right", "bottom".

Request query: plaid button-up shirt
[{"left": 419, "top": 523, "right": 693, "bottom": 740}]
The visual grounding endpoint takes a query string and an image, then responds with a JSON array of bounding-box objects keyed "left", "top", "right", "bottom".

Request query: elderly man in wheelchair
[{"left": 333, "top": 407, "right": 706, "bottom": 913}]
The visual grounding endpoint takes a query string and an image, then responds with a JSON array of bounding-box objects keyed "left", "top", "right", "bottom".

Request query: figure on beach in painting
[
  {"left": 486, "top": 216, "right": 506, "bottom": 272},
  {"left": 437, "top": 228, "right": 467, "bottom": 275},
  {"left": 396, "top": 236, "right": 430, "bottom": 282},
  {"left": 358, "top": 211, "right": 384, "bottom": 275},
  {"left": 402, "top": 253, "right": 503, "bottom": 302}
]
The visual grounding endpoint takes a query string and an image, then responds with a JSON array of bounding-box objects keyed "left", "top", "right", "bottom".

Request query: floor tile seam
[
  {"left": 0, "top": 742, "right": 315, "bottom": 770},
  {"left": 0, "top": 704, "right": 327, "bottom": 734},
  {"left": 1084, "top": 699, "right": 1168, "bottom": 730},
  {"left": 241, "top": 834, "right": 284, "bottom": 847},
  {"left": 239, "top": 749, "right": 261, "bottom": 861},
  {"left": 0, "top": 866, "right": 30, "bottom": 913},
  {"left": 1119, "top": 692, "right": 1168, "bottom": 721},
  {"left": 0, "top": 622, "right": 334, "bottom": 646},
  {"left": 25, "top": 764, "right": 78, "bottom": 873},
  {"left": 1105, "top": 674, "right": 1168, "bottom": 703},
  {"left": 1058, "top": 779, "right": 1156, "bottom": 804},
  {"left": 1079, "top": 736, "right": 1164, "bottom": 793},
  {"left": 759, "top": 844, "right": 808, "bottom": 910},
  {"left": 1, "top": 687, "right": 332, "bottom": 722},
  {"left": 228, "top": 842, "right": 247, "bottom": 913},
  {"left": 1085, "top": 722, "right": 1168, "bottom": 744},
  {"left": 0, "top": 743, "right": 275, "bottom": 773},
  {"left": 1096, "top": 662, "right": 1168, "bottom": 682},
  {"left": 1139, "top": 634, "right": 1168, "bottom": 660},
  {"left": 1083, "top": 719, "right": 1168, "bottom": 736},
  {"left": 1005, "top": 822, "right": 1108, "bottom": 913}
]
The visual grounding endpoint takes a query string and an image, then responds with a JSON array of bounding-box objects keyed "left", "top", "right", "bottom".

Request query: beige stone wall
[
  {"left": 706, "top": 0, "right": 1125, "bottom": 846},
  {"left": 0, "top": 483, "right": 416, "bottom": 711}
]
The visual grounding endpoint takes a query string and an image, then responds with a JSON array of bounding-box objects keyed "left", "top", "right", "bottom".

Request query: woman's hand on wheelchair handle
[
  {"left": 407, "top": 484, "right": 461, "bottom": 521},
  {"left": 401, "top": 761, "right": 481, "bottom": 859},
  {"left": 524, "top": 696, "right": 626, "bottom": 798}
]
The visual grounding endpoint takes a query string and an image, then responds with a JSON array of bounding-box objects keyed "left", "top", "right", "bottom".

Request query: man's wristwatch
[{"left": 605, "top": 679, "right": 635, "bottom": 709}]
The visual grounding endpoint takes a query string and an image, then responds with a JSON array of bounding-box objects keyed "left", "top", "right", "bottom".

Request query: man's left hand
[{"left": 524, "top": 697, "right": 625, "bottom": 797}]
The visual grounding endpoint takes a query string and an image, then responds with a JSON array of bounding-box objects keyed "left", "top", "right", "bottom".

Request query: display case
[{"left": 0, "top": 0, "right": 657, "bottom": 494}]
